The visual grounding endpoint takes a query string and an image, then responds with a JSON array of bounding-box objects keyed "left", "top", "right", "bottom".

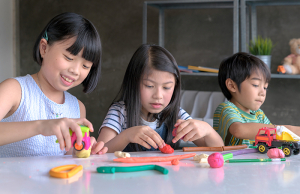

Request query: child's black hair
[
  {"left": 33, "top": 12, "right": 102, "bottom": 93},
  {"left": 116, "top": 44, "right": 181, "bottom": 151},
  {"left": 218, "top": 52, "right": 271, "bottom": 100}
]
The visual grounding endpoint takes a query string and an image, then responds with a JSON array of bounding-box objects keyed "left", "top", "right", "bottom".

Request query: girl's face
[
  {"left": 39, "top": 37, "right": 93, "bottom": 92},
  {"left": 230, "top": 71, "right": 268, "bottom": 113},
  {"left": 140, "top": 69, "right": 176, "bottom": 120}
]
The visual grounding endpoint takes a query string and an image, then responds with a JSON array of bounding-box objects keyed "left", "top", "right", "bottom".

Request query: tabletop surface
[{"left": 0, "top": 149, "right": 299, "bottom": 194}]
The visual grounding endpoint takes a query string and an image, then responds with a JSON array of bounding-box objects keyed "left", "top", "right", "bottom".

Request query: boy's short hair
[{"left": 218, "top": 52, "right": 271, "bottom": 100}]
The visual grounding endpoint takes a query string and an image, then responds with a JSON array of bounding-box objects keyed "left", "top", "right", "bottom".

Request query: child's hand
[
  {"left": 90, "top": 137, "right": 108, "bottom": 155},
  {"left": 172, "top": 119, "right": 210, "bottom": 143},
  {"left": 38, "top": 118, "right": 93, "bottom": 151},
  {"left": 126, "top": 126, "right": 165, "bottom": 149}
]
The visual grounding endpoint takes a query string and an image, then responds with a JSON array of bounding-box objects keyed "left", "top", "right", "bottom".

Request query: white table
[{"left": 0, "top": 150, "right": 299, "bottom": 194}]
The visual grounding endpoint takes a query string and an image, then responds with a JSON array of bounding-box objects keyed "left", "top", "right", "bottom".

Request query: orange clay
[
  {"left": 74, "top": 143, "right": 83, "bottom": 151},
  {"left": 113, "top": 153, "right": 196, "bottom": 163},
  {"left": 171, "top": 159, "right": 179, "bottom": 165},
  {"left": 49, "top": 164, "right": 83, "bottom": 179}
]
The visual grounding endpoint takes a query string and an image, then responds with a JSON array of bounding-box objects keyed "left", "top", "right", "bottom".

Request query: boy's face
[{"left": 229, "top": 71, "right": 268, "bottom": 113}]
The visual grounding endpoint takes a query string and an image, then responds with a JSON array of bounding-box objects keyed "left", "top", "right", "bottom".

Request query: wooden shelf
[{"left": 181, "top": 72, "right": 300, "bottom": 79}]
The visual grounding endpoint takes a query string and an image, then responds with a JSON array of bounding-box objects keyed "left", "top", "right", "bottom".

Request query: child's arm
[
  {"left": 96, "top": 126, "right": 165, "bottom": 153},
  {"left": 172, "top": 119, "right": 224, "bottom": 147},
  {"left": 0, "top": 79, "right": 90, "bottom": 151},
  {"left": 229, "top": 122, "right": 275, "bottom": 140}
]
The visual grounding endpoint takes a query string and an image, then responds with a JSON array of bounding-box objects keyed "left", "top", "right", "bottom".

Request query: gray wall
[
  {"left": 18, "top": 1, "right": 300, "bottom": 138},
  {"left": 0, "top": 0, "right": 15, "bottom": 82}
]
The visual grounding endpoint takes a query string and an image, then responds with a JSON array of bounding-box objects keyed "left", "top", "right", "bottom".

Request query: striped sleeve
[
  {"left": 100, "top": 102, "right": 126, "bottom": 134},
  {"left": 213, "top": 102, "right": 244, "bottom": 142},
  {"left": 257, "top": 110, "right": 271, "bottom": 125},
  {"left": 178, "top": 108, "right": 192, "bottom": 120}
]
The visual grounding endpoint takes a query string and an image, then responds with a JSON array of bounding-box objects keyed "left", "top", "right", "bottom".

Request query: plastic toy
[
  {"left": 55, "top": 125, "right": 91, "bottom": 158},
  {"left": 113, "top": 153, "right": 196, "bottom": 163},
  {"left": 56, "top": 125, "right": 91, "bottom": 152},
  {"left": 70, "top": 125, "right": 91, "bottom": 152},
  {"left": 277, "top": 65, "right": 286, "bottom": 74},
  {"left": 49, "top": 164, "right": 83, "bottom": 178},
  {"left": 253, "top": 127, "right": 300, "bottom": 157},
  {"left": 97, "top": 165, "right": 168, "bottom": 174}
]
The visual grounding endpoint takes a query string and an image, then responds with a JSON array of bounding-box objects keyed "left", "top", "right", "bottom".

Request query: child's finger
[
  {"left": 172, "top": 122, "right": 192, "bottom": 143},
  {"left": 91, "top": 141, "right": 104, "bottom": 154},
  {"left": 76, "top": 118, "right": 94, "bottom": 132},
  {"left": 182, "top": 130, "right": 196, "bottom": 142},
  {"left": 175, "top": 121, "right": 190, "bottom": 135},
  {"left": 146, "top": 130, "right": 165, "bottom": 148},
  {"left": 174, "top": 119, "right": 185, "bottom": 127},
  {"left": 56, "top": 132, "right": 65, "bottom": 151},
  {"left": 188, "top": 134, "right": 200, "bottom": 142},
  {"left": 69, "top": 122, "right": 83, "bottom": 146},
  {"left": 140, "top": 134, "right": 158, "bottom": 149},
  {"left": 61, "top": 128, "right": 72, "bottom": 151},
  {"left": 136, "top": 137, "right": 152, "bottom": 149},
  {"left": 99, "top": 146, "right": 108, "bottom": 154}
]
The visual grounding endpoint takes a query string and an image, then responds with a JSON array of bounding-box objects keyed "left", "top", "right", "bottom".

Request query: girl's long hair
[{"left": 115, "top": 44, "right": 181, "bottom": 151}]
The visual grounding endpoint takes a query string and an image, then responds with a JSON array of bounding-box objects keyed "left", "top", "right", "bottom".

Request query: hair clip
[{"left": 42, "top": 31, "right": 48, "bottom": 41}]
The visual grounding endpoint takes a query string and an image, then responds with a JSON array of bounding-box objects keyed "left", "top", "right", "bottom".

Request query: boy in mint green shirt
[{"left": 213, "top": 52, "right": 300, "bottom": 146}]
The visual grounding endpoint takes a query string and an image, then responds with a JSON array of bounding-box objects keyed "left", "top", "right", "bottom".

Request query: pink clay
[{"left": 267, "top": 148, "right": 285, "bottom": 158}]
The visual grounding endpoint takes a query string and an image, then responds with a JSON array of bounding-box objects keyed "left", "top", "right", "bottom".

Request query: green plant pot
[{"left": 256, "top": 55, "right": 271, "bottom": 69}]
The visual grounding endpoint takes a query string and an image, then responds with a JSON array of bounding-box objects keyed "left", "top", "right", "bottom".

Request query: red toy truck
[{"left": 253, "top": 127, "right": 300, "bottom": 157}]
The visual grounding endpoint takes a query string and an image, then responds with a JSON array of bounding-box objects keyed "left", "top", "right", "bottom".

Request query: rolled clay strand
[{"left": 113, "top": 153, "right": 196, "bottom": 163}]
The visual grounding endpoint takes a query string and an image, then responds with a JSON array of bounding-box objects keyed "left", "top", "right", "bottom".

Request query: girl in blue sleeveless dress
[{"left": 0, "top": 12, "right": 107, "bottom": 157}]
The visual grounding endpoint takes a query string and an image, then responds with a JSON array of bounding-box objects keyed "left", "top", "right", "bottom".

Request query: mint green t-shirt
[{"left": 213, "top": 101, "right": 271, "bottom": 146}]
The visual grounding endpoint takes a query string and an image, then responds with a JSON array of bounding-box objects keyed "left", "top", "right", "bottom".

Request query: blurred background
[{"left": 1, "top": 0, "right": 300, "bottom": 138}]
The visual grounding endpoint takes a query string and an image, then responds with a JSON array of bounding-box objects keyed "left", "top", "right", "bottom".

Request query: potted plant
[{"left": 248, "top": 36, "right": 273, "bottom": 69}]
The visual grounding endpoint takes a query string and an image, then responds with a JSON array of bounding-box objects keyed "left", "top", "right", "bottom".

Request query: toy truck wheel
[
  {"left": 257, "top": 143, "right": 268, "bottom": 154},
  {"left": 293, "top": 149, "right": 300, "bottom": 155},
  {"left": 282, "top": 146, "right": 292, "bottom": 157},
  {"left": 74, "top": 141, "right": 85, "bottom": 151}
]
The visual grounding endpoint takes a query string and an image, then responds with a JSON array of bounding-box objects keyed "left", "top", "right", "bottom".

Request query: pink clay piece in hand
[
  {"left": 267, "top": 148, "right": 285, "bottom": 158},
  {"left": 208, "top": 153, "right": 224, "bottom": 168},
  {"left": 172, "top": 127, "right": 186, "bottom": 140}
]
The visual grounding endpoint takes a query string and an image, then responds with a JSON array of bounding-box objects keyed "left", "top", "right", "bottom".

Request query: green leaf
[{"left": 248, "top": 36, "right": 273, "bottom": 55}]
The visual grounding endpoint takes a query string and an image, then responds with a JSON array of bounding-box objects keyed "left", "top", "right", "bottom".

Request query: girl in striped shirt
[{"left": 93, "top": 44, "right": 223, "bottom": 153}]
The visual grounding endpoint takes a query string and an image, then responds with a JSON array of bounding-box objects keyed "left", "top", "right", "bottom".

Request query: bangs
[
  {"left": 252, "top": 66, "right": 271, "bottom": 83},
  {"left": 66, "top": 26, "right": 101, "bottom": 67}
]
